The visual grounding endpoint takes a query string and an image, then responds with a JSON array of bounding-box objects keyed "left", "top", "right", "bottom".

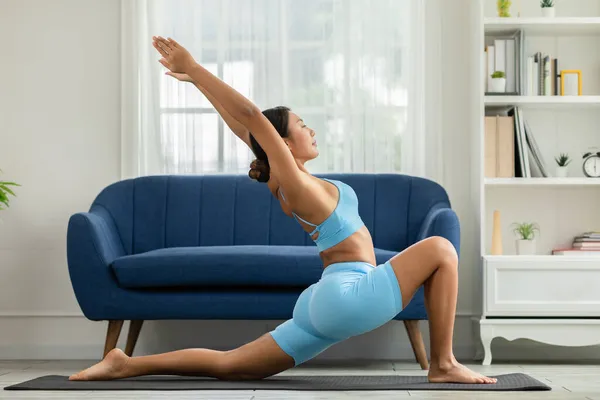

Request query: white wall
[
  {"left": 0, "top": 0, "right": 122, "bottom": 355},
  {"left": 0, "top": 0, "right": 598, "bottom": 362}
]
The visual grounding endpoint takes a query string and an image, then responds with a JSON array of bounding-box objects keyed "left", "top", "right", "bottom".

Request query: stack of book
[
  {"left": 484, "top": 107, "right": 549, "bottom": 178},
  {"left": 524, "top": 52, "right": 560, "bottom": 96},
  {"left": 552, "top": 232, "right": 600, "bottom": 256}
]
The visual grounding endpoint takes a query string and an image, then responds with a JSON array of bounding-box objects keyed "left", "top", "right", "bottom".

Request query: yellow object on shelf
[
  {"left": 491, "top": 210, "right": 503, "bottom": 255},
  {"left": 560, "top": 70, "right": 582, "bottom": 96}
]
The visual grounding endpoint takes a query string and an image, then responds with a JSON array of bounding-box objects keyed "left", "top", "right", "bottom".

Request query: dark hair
[{"left": 248, "top": 106, "right": 291, "bottom": 183}]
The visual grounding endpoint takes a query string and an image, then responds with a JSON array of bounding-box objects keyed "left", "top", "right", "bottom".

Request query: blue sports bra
[{"left": 280, "top": 178, "right": 365, "bottom": 252}]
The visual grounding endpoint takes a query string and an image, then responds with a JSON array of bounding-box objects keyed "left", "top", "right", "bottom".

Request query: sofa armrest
[
  {"left": 415, "top": 205, "right": 461, "bottom": 257},
  {"left": 67, "top": 206, "right": 126, "bottom": 320}
]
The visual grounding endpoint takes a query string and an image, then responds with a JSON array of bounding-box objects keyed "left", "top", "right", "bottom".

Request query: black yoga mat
[{"left": 5, "top": 373, "right": 550, "bottom": 391}]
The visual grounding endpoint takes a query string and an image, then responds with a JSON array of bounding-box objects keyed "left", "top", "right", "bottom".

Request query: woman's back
[{"left": 269, "top": 174, "right": 376, "bottom": 268}]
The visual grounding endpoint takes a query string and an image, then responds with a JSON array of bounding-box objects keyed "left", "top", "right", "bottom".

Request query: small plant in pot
[
  {"left": 490, "top": 71, "right": 506, "bottom": 93},
  {"left": 554, "top": 153, "right": 571, "bottom": 178},
  {"left": 540, "top": 0, "right": 555, "bottom": 17},
  {"left": 497, "top": 0, "right": 512, "bottom": 17},
  {"left": 512, "top": 222, "right": 540, "bottom": 255},
  {"left": 0, "top": 169, "right": 20, "bottom": 215}
]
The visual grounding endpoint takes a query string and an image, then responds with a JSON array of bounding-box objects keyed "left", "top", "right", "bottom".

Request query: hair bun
[{"left": 249, "top": 159, "right": 270, "bottom": 183}]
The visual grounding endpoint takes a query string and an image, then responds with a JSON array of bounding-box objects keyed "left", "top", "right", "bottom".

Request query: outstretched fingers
[
  {"left": 156, "top": 36, "right": 173, "bottom": 51},
  {"left": 153, "top": 40, "right": 169, "bottom": 57},
  {"left": 167, "top": 37, "right": 180, "bottom": 48}
]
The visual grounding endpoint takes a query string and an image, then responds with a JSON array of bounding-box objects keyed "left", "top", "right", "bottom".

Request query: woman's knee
[{"left": 428, "top": 236, "right": 458, "bottom": 266}]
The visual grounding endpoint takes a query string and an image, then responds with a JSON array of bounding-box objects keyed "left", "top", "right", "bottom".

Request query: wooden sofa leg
[
  {"left": 104, "top": 320, "right": 124, "bottom": 358},
  {"left": 404, "top": 320, "right": 429, "bottom": 370},
  {"left": 125, "top": 320, "right": 144, "bottom": 356}
]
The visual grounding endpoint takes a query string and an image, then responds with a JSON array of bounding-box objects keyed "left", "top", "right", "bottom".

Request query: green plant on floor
[
  {"left": 497, "top": 0, "right": 512, "bottom": 17},
  {"left": 0, "top": 169, "right": 20, "bottom": 210},
  {"left": 554, "top": 153, "right": 571, "bottom": 166},
  {"left": 512, "top": 222, "right": 540, "bottom": 240},
  {"left": 491, "top": 71, "right": 505, "bottom": 79},
  {"left": 540, "top": 0, "right": 555, "bottom": 7}
]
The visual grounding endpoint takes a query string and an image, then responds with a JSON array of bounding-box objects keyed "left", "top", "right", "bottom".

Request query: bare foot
[
  {"left": 69, "top": 348, "right": 130, "bottom": 381},
  {"left": 428, "top": 360, "right": 497, "bottom": 384}
]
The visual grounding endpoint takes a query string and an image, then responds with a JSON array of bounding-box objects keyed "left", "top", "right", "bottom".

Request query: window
[{"left": 130, "top": 0, "right": 418, "bottom": 175}]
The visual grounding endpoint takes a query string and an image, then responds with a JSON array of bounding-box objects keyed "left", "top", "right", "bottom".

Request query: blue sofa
[{"left": 67, "top": 173, "right": 459, "bottom": 367}]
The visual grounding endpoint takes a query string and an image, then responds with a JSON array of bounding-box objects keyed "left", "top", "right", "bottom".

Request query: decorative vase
[
  {"left": 516, "top": 239, "right": 536, "bottom": 255},
  {"left": 491, "top": 210, "right": 503, "bottom": 255},
  {"left": 556, "top": 166, "right": 568, "bottom": 178},
  {"left": 490, "top": 78, "right": 506, "bottom": 93},
  {"left": 541, "top": 7, "right": 555, "bottom": 17}
]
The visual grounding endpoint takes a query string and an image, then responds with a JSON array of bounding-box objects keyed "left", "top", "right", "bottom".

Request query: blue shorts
[{"left": 269, "top": 260, "right": 402, "bottom": 365}]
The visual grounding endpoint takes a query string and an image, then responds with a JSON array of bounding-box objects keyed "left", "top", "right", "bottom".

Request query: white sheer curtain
[{"left": 121, "top": 0, "right": 443, "bottom": 182}]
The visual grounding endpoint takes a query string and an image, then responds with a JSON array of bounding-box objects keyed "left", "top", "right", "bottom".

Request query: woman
[{"left": 70, "top": 36, "right": 496, "bottom": 384}]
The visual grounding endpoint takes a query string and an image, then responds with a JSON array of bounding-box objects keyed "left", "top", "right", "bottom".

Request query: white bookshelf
[{"left": 475, "top": 0, "right": 600, "bottom": 365}]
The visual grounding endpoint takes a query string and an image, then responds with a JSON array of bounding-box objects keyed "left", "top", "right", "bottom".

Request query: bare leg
[
  {"left": 69, "top": 333, "right": 295, "bottom": 381},
  {"left": 388, "top": 236, "right": 497, "bottom": 384}
]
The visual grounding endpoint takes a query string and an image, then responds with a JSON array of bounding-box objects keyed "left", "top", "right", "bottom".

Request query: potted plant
[
  {"left": 490, "top": 71, "right": 506, "bottom": 93},
  {"left": 554, "top": 153, "right": 571, "bottom": 177},
  {"left": 0, "top": 169, "right": 20, "bottom": 212},
  {"left": 540, "top": 0, "right": 555, "bottom": 17},
  {"left": 497, "top": 0, "right": 512, "bottom": 17},
  {"left": 512, "top": 222, "right": 540, "bottom": 255}
]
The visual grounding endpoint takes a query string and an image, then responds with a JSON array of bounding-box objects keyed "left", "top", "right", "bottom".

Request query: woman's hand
[
  {"left": 165, "top": 71, "right": 194, "bottom": 83},
  {"left": 152, "top": 36, "right": 196, "bottom": 74}
]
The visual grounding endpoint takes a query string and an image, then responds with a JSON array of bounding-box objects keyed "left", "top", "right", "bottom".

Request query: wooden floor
[{"left": 1, "top": 360, "right": 599, "bottom": 399}]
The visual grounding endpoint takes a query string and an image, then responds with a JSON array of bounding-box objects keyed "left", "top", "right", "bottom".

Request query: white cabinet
[
  {"left": 484, "top": 256, "right": 600, "bottom": 317},
  {"left": 480, "top": 256, "right": 600, "bottom": 365}
]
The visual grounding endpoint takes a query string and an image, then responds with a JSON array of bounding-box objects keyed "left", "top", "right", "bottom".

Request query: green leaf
[
  {"left": 0, "top": 184, "right": 16, "bottom": 197},
  {"left": 555, "top": 153, "right": 571, "bottom": 166},
  {"left": 0, "top": 171, "right": 21, "bottom": 210}
]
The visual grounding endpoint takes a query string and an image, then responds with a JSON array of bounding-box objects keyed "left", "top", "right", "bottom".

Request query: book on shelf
[
  {"left": 526, "top": 52, "right": 560, "bottom": 96},
  {"left": 552, "top": 232, "right": 600, "bottom": 255},
  {"left": 552, "top": 249, "right": 600, "bottom": 256},
  {"left": 484, "top": 115, "right": 515, "bottom": 178},
  {"left": 484, "top": 106, "right": 549, "bottom": 178}
]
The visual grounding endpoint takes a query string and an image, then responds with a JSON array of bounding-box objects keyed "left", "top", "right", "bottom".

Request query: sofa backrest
[{"left": 91, "top": 174, "right": 451, "bottom": 255}]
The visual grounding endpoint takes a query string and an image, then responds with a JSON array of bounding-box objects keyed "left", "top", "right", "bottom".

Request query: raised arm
[
  {"left": 193, "top": 81, "right": 251, "bottom": 148},
  {"left": 163, "top": 71, "right": 251, "bottom": 149},
  {"left": 153, "top": 36, "right": 305, "bottom": 193}
]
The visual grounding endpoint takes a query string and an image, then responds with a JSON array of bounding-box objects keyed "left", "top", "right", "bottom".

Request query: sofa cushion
[{"left": 111, "top": 245, "right": 398, "bottom": 289}]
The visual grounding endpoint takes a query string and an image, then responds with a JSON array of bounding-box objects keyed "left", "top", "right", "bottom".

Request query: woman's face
[{"left": 284, "top": 112, "right": 318, "bottom": 162}]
